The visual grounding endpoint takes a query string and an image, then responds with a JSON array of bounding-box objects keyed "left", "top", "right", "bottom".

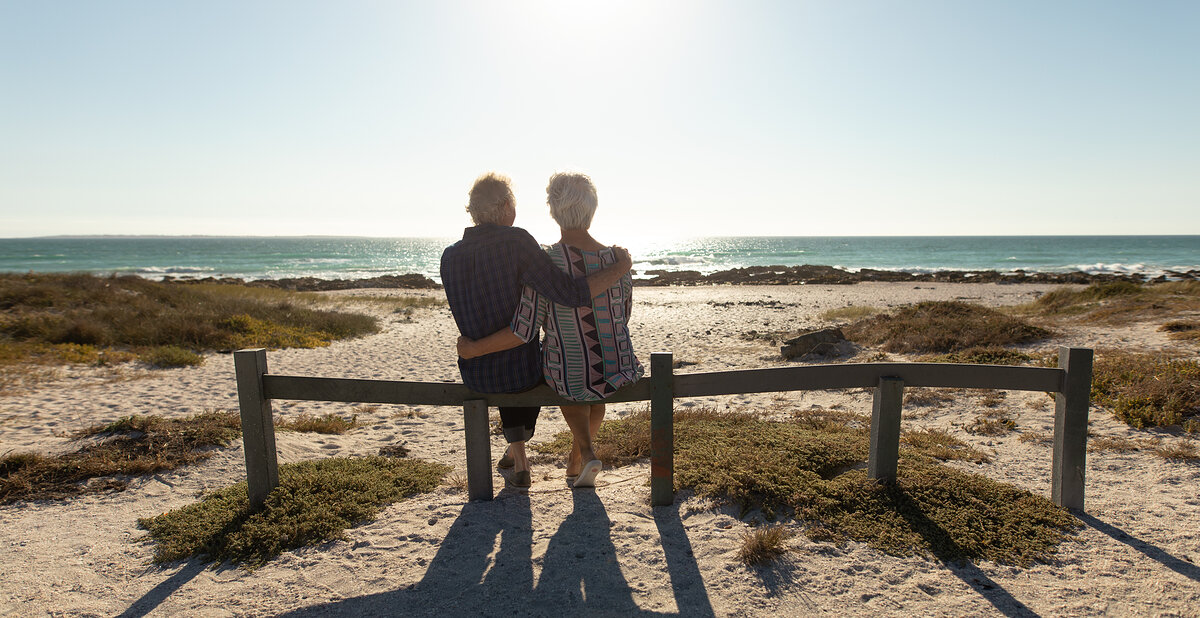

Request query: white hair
[
  {"left": 545, "top": 172, "right": 597, "bottom": 230},
  {"left": 466, "top": 172, "right": 515, "bottom": 225}
]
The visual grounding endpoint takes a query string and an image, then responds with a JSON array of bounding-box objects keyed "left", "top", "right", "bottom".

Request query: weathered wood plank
[
  {"left": 672, "top": 363, "right": 1063, "bottom": 397},
  {"left": 262, "top": 375, "right": 654, "bottom": 407},
  {"left": 234, "top": 349, "right": 279, "bottom": 510},
  {"left": 262, "top": 363, "right": 1061, "bottom": 409},
  {"left": 650, "top": 353, "right": 675, "bottom": 507},
  {"left": 1052, "top": 347, "right": 1093, "bottom": 510},
  {"left": 867, "top": 377, "right": 904, "bottom": 482},
  {"left": 463, "top": 399, "right": 492, "bottom": 502}
]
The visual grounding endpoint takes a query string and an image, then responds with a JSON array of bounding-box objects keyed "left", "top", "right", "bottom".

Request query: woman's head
[
  {"left": 545, "top": 172, "right": 597, "bottom": 230},
  {"left": 466, "top": 172, "right": 516, "bottom": 225}
]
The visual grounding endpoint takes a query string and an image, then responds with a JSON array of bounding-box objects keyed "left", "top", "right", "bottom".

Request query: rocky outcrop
[{"left": 633, "top": 264, "right": 1169, "bottom": 286}]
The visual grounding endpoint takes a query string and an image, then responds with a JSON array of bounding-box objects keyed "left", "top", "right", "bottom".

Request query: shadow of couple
[{"left": 271, "top": 489, "right": 715, "bottom": 617}]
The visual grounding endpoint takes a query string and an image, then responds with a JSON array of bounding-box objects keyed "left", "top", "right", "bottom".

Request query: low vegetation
[
  {"left": 276, "top": 413, "right": 360, "bottom": 434},
  {"left": 1028, "top": 280, "right": 1200, "bottom": 324},
  {"left": 1160, "top": 321, "right": 1200, "bottom": 342},
  {"left": 738, "top": 524, "right": 794, "bottom": 566},
  {"left": 924, "top": 346, "right": 1037, "bottom": 366},
  {"left": 535, "top": 407, "right": 1074, "bottom": 565},
  {"left": 0, "top": 273, "right": 379, "bottom": 374},
  {"left": 843, "top": 301, "right": 1051, "bottom": 354},
  {"left": 967, "top": 415, "right": 1017, "bottom": 436},
  {"left": 1091, "top": 351, "right": 1200, "bottom": 429},
  {"left": 1, "top": 411, "right": 241, "bottom": 504},
  {"left": 139, "top": 456, "right": 450, "bottom": 568}
]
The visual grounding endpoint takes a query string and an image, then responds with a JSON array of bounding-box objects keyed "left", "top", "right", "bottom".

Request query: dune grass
[
  {"left": 139, "top": 456, "right": 450, "bottom": 569},
  {"left": 923, "top": 346, "right": 1038, "bottom": 366},
  {"left": 534, "top": 407, "right": 1074, "bottom": 565},
  {"left": 843, "top": 301, "right": 1052, "bottom": 354},
  {"left": 1028, "top": 280, "right": 1200, "bottom": 324},
  {"left": 276, "top": 413, "right": 360, "bottom": 434},
  {"left": 1, "top": 411, "right": 242, "bottom": 504},
  {"left": 1091, "top": 350, "right": 1200, "bottom": 429},
  {"left": 738, "top": 524, "right": 794, "bottom": 565},
  {"left": 0, "top": 273, "right": 379, "bottom": 364}
]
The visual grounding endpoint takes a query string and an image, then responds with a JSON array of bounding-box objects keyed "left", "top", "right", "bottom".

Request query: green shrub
[
  {"left": 1091, "top": 351, "right": 1200, "bottom": 428},
  {"left": 139, "top": 457, "right": 450, "bottom": 568},
  {"left": 0, "top": 274, "right": 379, "bottom": 364},
  {"left": 536, "top": 407, "right": 1073, "bottom": 565}
]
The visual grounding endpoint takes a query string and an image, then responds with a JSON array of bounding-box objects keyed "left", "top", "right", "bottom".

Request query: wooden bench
[{"left": 235, "top": 347, "right": 1092, "bottom": 510}]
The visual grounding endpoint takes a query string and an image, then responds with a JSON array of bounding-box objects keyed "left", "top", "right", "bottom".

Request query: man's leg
[{"left": 498, "top": 405, "right": 539, "bottom": 474}]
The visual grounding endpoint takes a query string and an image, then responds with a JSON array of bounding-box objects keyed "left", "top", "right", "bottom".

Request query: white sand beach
[{"left": 1, "top": 283, "right": 1198, "bottom": 617}]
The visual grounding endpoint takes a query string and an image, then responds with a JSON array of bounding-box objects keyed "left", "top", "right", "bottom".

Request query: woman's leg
[
  {"left": 566, "top": 403, "right": 608, "bottom": 476},
  {"left": 561, "top": 404, "right": 597, "bottom": 474}
]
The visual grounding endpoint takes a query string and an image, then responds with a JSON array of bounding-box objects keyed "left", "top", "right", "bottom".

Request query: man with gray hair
[{"left": 440, "top": 172, "right": 631, "bottom": 488}]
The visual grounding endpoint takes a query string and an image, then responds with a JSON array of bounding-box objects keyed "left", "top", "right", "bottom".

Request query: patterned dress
[{"left": 510, "top": 243, "right": 644, "bottom": 401}]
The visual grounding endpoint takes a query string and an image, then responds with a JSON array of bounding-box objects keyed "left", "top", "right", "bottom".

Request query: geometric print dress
[{"left": 509, "top": 242, "right": 644, "bottom": 401}]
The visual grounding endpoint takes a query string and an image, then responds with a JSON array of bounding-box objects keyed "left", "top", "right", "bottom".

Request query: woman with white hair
[{"left": 458, "top": 172, "right": 643, "bottom": 488}]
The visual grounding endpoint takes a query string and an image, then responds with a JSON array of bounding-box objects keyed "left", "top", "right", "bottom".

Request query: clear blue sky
[{"left": 2, "top": 1, "right": 1197, "bottom": 242}]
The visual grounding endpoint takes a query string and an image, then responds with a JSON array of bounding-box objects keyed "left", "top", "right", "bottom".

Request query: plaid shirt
[{"left": 441, "top": 224, "right": 593, "bottom": 393}]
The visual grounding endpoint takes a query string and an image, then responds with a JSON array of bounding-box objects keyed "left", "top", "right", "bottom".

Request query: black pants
[{"left": 499, "top": 406, "right": 539, "bottom": 444}]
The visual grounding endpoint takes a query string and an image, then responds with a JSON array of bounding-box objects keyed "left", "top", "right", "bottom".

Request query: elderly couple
[{"left": 441, "top": 172, "right": 643, "bottom": 489}]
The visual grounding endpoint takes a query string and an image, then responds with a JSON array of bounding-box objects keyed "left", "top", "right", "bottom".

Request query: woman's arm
[{"left": 457, "top": 329, "right": 525, "bottom": 359}]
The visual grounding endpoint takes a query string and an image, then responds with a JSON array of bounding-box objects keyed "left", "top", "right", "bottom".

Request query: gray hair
[
  {"left": 466, "top": 172, "right": 515, "bottom": 225},
  {"left": 545, "top": 172, "right": 597, "bottom": 230}
]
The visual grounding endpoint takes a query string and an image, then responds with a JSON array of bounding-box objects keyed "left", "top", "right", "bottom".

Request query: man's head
[
  {"left": 546, "top": 172, "right": 598, "bottom": 231},
  {"left": 466, "top": 172, "right": 516, "bottom": 226}
]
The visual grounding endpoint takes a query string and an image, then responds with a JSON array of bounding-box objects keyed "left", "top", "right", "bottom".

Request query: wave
[
  {"left": 642, "top": 256, "right": 707, "bottom": 266},
  {"left": 123, "top": 266, "right": 217, "bottom": 275}
]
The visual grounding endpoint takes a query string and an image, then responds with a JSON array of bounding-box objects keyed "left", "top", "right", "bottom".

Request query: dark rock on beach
[
  {"left": 245, "top": 274, "right": 441, "bottom": 291},
  {"left": 161, "top": 274, "right": 441, "bottom": 290},
  {"left": 633, "top": 264, "right": 1158, "bottom": 286}
]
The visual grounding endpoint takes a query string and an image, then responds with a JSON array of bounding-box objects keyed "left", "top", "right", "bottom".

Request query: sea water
[{"left": 0, "top": 236, "right": 1196, "bottom": 283}]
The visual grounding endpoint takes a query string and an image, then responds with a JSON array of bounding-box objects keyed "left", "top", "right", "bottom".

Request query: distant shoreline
[{"left": 145, "top": 263, "right": 1199, "bottom": 292}]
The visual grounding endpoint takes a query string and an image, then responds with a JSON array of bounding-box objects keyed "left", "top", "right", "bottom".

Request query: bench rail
[{"left": 235, "top": 347, "right": 1093, "bottom": 511}]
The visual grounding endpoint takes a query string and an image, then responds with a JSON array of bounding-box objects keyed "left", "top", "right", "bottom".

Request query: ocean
[{"left": 0, "top": 236, "right": 1196, "bottom": 283}]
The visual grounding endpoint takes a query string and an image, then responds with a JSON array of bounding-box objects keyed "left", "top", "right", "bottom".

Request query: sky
[{"left": 1, "top": 0, "right": 1197, "bottom": 243}]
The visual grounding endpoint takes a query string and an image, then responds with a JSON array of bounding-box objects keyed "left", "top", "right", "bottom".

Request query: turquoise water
[{"left": 0, "top": 236, "right": 1196, "bottom": 282}]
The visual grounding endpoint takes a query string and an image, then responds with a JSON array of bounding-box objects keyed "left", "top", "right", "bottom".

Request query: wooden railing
[{"left": 234, "top": 347, "right": 1093, "bottom": 511}]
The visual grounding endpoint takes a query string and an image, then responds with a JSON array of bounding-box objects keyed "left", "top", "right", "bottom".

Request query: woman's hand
[
  {"left": 457, "top": 336, "right": 479, "bottom": 359},
  {"left": 610, "top": 245, "right": 632, "bottom": 270}
]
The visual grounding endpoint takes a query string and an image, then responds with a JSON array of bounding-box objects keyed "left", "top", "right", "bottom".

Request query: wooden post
[
  {"left": 1052, "top": 347, "right": 1092, "bottom": 510},
  {"left": 868, "top": 377, "right": 904, "bottom": 482},
  {"left": 235, "top": 349, "right": 279, "bottom": 510},
  {"left": 463, "top": 399, "right": 493, "bottom": 501},
  {"left": 650, "top": 353, "right": 675, "bottom": 507}
]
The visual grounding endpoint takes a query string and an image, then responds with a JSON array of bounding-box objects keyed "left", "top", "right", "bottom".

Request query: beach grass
[
  {"left": 1091, "top": 350, "right": 1200, "bottom": 429},
  {"left": 1, "top": 411, "right": 242, "bottom": 504},
  {"left": 923, "top": 346, "right": 1038, "bottom": 366},
  {"left": 275, "top": 413, "right": 360, "bottom": 434},
  {"left": 0, "top": 410, "right": 384, "bottom": 504},
  {"left": 738, "top": 524, "right": 794, "bottom": 565},
  {"left": 534, "top": 407, "right": 1074, "bottom": 565},
  {"left": 138, "top": 456, "right": 450, "bottom": 569},
  {"left": 1028, "top": 280, "right": 1200, "bottom": 323},
  {"left": 843, "top": 301, "right": 1052, "bottom": 354},
  {"left": 0, "top": 273, "right": 379, "bottom": 365}
]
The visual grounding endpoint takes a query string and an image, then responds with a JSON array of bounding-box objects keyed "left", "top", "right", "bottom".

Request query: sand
[{"left": 1, "top": 282, "right": 1198, "bottom": 617}]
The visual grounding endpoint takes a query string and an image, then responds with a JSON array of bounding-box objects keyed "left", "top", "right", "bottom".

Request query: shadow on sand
[
  {"left": 1076, "top": 512, "right": 1200, "bottom": 583},
  {"left": 117, "top": 559, "right": 210, "bottom": 618},
  {"left": 276, "top": 489, "right": 713, "bottom": 617},
  {"left": 890, "top": 487, "right": 1041, "bottom": 618}
]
